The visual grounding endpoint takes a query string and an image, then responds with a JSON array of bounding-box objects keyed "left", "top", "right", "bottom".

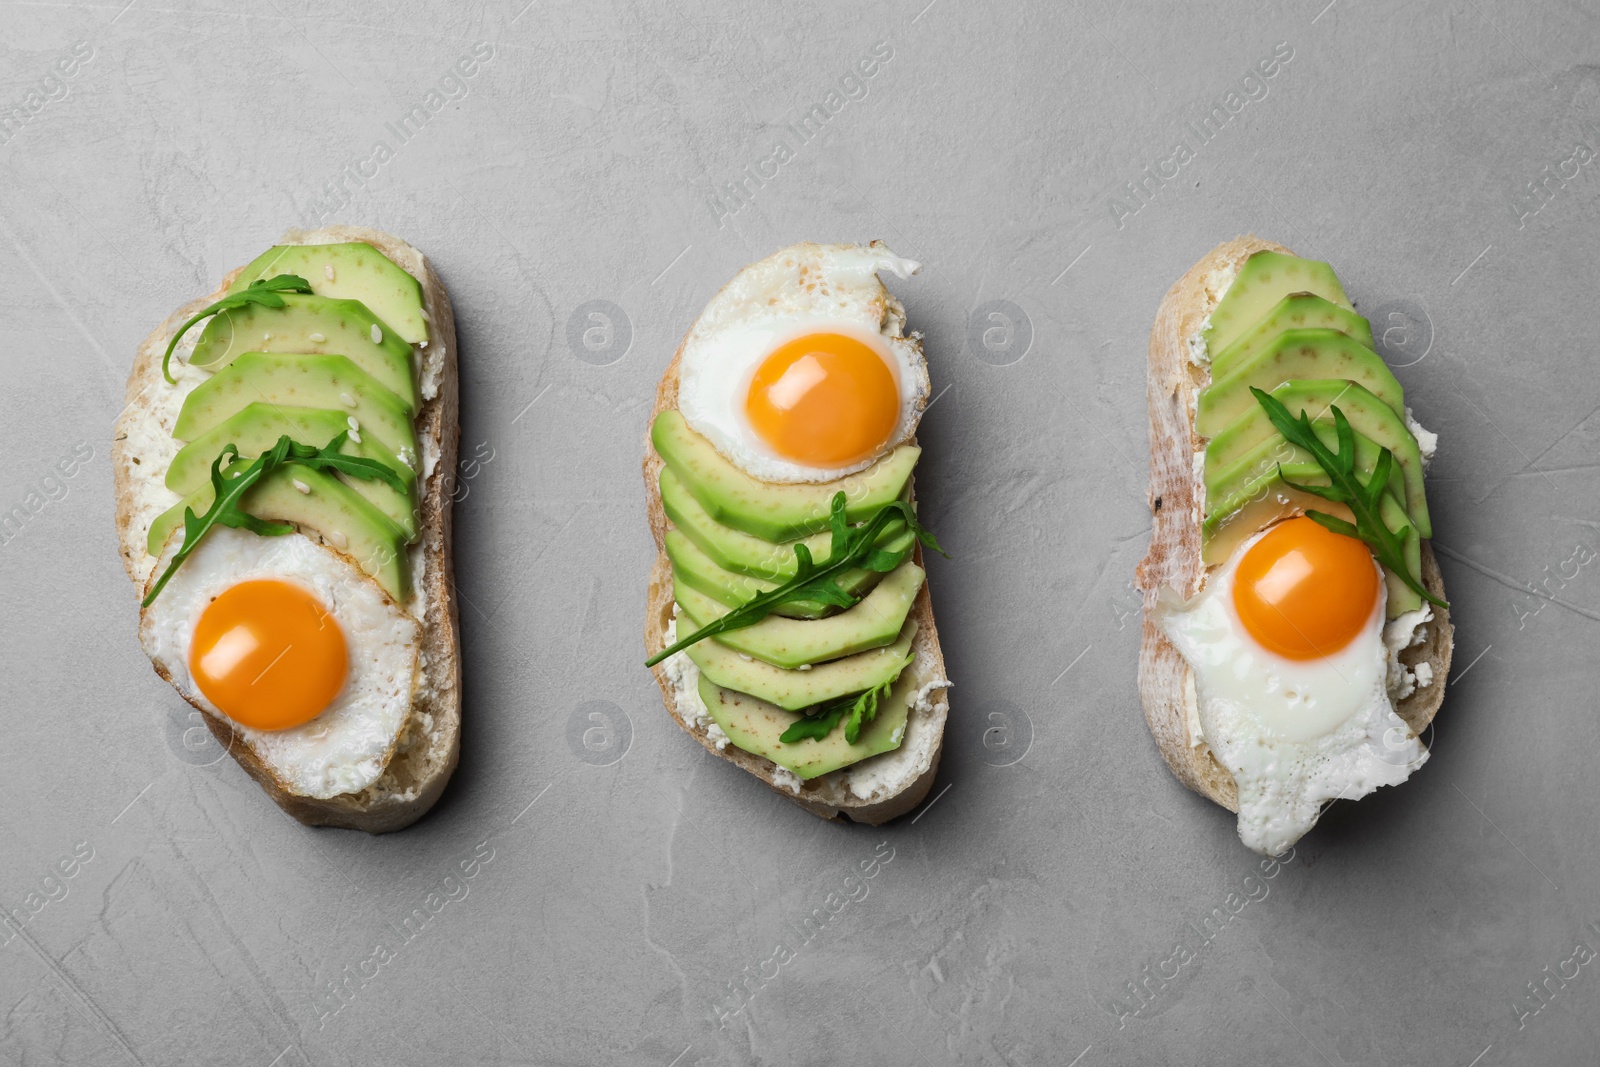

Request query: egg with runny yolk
[
  {"left": 1232, "top": 516, "right": 1380, "bottom": 661},
  {"left": 189, "top": 578, "right": 349, "bottom": 731},
  {"left": 744, "top": 332, "right": 901, "bottom": 468},
  {"left": 671, "top": 243, "right": 930, "bottom": 484}
]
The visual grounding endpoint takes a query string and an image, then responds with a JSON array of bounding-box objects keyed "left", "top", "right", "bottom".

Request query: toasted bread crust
[
  {"left": 113, "top": 226, "right": 461, "bottom": 833},
  {"left": 1135, "top": 236, "right": 1453, "bottom": 813},
  {"left": 641, "top": 283, "right": 947, "bottom": 825}
]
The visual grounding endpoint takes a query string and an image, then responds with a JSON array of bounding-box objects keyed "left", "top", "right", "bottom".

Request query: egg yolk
[
  {"left": 188, "top": 579, "right": 349, "bottom": 731},
  {"left": 745, "top": 332, "right": 899, "bottom": 467},
  {"left": 1232, "top": 516, "right": 1380, "bottom": 661}
]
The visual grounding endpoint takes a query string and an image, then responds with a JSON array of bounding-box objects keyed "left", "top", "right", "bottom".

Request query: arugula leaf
[
  {"left": 778, "top": 653, "right": 914, "bottom": 745},
  {"left": 778, "top": 703, "right": 848, "bottom": 744},
  {"left": 1250, "top": 387, "right": 1447, "bottom": 609},
  {"left": 305, "top": 441, "right": 407, "bottom": 489},
  {"left": 142, "top": 432, "right": 406, "bottom": 606},
  {"left": 144, "top": 443, "right": 287, "bottom": 606},
  {"left": 645, "top": 492, "right": 946, "bottom": 667},
  {"left": 843, "top": 670, "right": 895, "bottom": 743},
  {"left": 293, "top": 430, "right": 407, "bottom": 494},
  {"left": 161, "top": 274, "right": 313, "bottom": 384}
]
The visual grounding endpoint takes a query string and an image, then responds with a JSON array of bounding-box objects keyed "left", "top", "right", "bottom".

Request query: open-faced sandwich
[
  {"left": 1137, "top": 236, "right": 1453, "bottom": 855},
  {"left": 113, "top": 227, "right": 461, "bottom": 833},
  {"left": 643, "top": 242, "right": 951, "bottom": 824}
]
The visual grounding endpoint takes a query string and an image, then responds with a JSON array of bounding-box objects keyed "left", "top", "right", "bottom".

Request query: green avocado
[
  {"left": 673, "top": 560, "right": 924, "bottom": 669},
  {"left": 1205, "top": 380, "right": 1429, "bottom": 539},
  {"left": 165, "top": 403, "right": 418, "bottom": 539},
  {"left": 1195, "top": 329, "right": 1404, "bottom": 438},
  {"left": 174, "top": 353, "right": 419, "bottom": 466},
  {"left": 652, "top": 411, "right": 919, "bottom": 543},
  {"left": 1204, "top": 423, "right": 1407, "bottom": 535},
  {"left": 1383, "top": 492, "right": 1424, "bottom": 616},
  {"left": 665, "top": 528, "right": 909, "bottom": 620},
  {"left": 684, "top": 617, "right": 918, "bottom": 711},
  {"left": 660, "top": 466, "right": 910, "bottom": 580},
  {"left": 697, "top": 670, "right": 913, "bottom": 779},
  {"left": 1209, "top": 293, "right": 1374, "bottom": 379},
  {"left": 1203, "top": 251, "right": 1352, "bottom": 356},
  {"left": 190, "top": 293, "right": 417, "bottom": 413},
  {"left": 229, "top": 243, "right": 429, "bottom": 345},
  {"left": 148, "top": 463, "right": 410, "bottom": 601}
]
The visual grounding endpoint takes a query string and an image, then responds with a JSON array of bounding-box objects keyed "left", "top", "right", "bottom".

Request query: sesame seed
[
  {"left": 339, "top": 392, "right": 356, "bottom": 407},
  {"left": 309, "top": 332, "right": 327, "bottom": 343},
  {"left": 292, "top": 479, "right": 311, "bottom": 494},
  {"left": 348, "top": 429, "right": 362, "bottom": 444},
  {"left": 347, "top": 416, "right": 360, "bottom": 431},
  {"left": 419, "top": 308, "right": 432, "bottom": 323},
  {"left": 327, "top": 530, "right": 349, "bottom": 549},
  {"left": 370, "top": 324, "right": 382, "bottom": 344},
  {"left": 324, "top": 263, "right": 335, "bottom": 281},
  {"left": 796, "top": 664, "right": 812, "bottom": 671}
]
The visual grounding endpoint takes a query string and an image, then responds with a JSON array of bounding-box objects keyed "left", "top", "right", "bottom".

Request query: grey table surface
[{"left": 3, "top": 1, "right": 1598, "bottom": 1064}]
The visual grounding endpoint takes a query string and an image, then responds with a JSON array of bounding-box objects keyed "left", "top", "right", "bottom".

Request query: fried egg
[
  {"left": 676, "top": 242, "right": 929, "bottom": 483},
  {"left": 1156, "top": 517, "right": 1428, "bottom": 855},
  {"left": 140, "top": 526, "right": 421, "bottom": 799}
]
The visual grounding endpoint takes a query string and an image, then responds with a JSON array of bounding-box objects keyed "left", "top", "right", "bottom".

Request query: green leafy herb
[
  {"left": 778, "top": 654, "right": 913, "bottom": 745},
  {"left": 161, "top": 274, "right": 313, "bottom": 384},
  {"left": 645, "top": 493, "right": 945, "bottom": 668},
  {"left": 142, "top": 432, "right": 406, "bottom": 607},
  {"left": 778, "top": 703, "right": 848, "bottom": 744},
  {"left": 1251, "top": 387, "right": 1447, "bottom": 609}
]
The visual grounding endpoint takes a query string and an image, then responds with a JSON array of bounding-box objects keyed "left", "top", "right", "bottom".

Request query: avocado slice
[
  {"left": 174, "top": 353, "right": 420, "bottom": 467},
  {"left": 1382, "top": 492, "right": 1424, "bottom": 616},
  {"left": 1195, "top": 330, "right": 1404, "bottom": 438},
  {"left": 1205, "top": 381, "right": 1429, "bottom": 538},
  {"left": 190, "top": 293, "right": 417, "bottom": 413},
  {"left": 696, "top": 671, "right": 912, "bottom": 779},
  {"left": 665, "top": 528, "right": 911, "bottom": 620},
  {"left": 229, "top": 243, "right": 429, "bottom": 346},
  {"left": 652, "top": 411, "right": 919, "bottom": 543},
  {"left": 660, "top": 466, "right": 910, "bottom": 580},
  {"left": 683, "top": 617, "right": 918, "bottom": 711},
  {"left": 1205, "top": 434, "right": 1406, "bottom": 533},
  {"left": 1203, "top": 251, "right": 1353, "bottom": 356},
  {"left": 148, "top": 464, "right": 410, "bottom": 601},
  {"left": 1209, "top": 294, "right": 1374, "bottom": 379},
  {"left": 166, "top": 403, "right": 418, "bottom": 539},
  {"left": 672, "top": 561, "right": 924, "bottom": 669}
]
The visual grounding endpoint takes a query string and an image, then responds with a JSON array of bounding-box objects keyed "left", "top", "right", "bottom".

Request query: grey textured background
[{"left": 2, "top": 1, "right": 1597, "bottom": 1064}]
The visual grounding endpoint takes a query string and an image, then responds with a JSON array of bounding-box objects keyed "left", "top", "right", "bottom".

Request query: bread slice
[
  {"left": 641, "top": 283, "right": 949, "bottom": 825},
  {"left": 1135, "top": 235, "right": 1453, "bottom": 813},
  {"left": 112, "top": 226, "right": 461, "bottom": 833}
]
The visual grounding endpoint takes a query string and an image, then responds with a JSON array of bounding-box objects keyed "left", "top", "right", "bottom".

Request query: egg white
[
  {"left": 677, "top": 242, "right": 929, "bottom": 484},
  {"left": 1156, "top": 526, "right": 1428, "bottom": 855},
  {"left": 140, "top": 526, "right": 421, "bottom": 799}
]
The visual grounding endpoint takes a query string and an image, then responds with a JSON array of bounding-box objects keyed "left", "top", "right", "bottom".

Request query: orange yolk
[
  {"left": 1232, "top": 516, "right": 1380, "bottom": 661},
  {"left": 745, "top": 332, "right": 899, "bottom": 467},
  {"left": 188, "top": 579, "right": 349, "bottom": 731}
]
